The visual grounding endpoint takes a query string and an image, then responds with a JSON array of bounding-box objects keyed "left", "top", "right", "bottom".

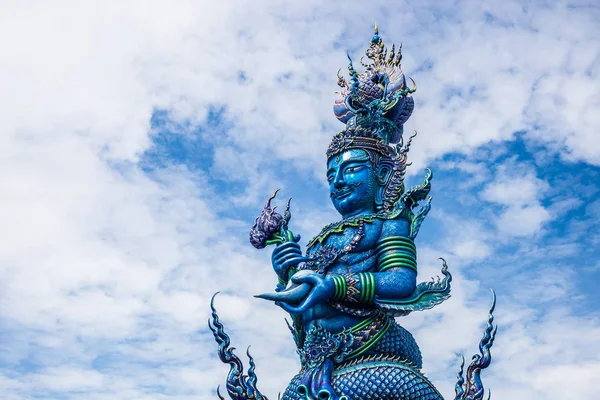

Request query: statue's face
[{"left": 327, "top": 149, "right": 379, "bottom": 218}]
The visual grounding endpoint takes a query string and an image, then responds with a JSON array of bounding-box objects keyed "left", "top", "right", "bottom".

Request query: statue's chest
[{"left": 304, "top": 220, "right": 381, "bottom": 274}]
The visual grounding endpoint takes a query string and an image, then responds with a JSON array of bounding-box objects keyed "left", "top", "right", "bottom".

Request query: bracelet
[
  {"left": 376, "top": 236, "right": 417, "bottom": 272},
  {"left": 357, "top": 272, "right": 376, "bottom": 304},
  {"left": 331, "top": 272, "right": 376, "bottom": 304},
  {"left": 331, "top": 275, "right": 347, "bottom": 301}
]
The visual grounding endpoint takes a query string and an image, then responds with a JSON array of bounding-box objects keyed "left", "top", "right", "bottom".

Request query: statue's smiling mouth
[
  {"left": 332, "top": 189, "right": 353, "bottom": 199},
  {"left": 330, "top": 182, "right": 362, "bottom": 200}
]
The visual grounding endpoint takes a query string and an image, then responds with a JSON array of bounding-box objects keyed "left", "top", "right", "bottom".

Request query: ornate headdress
[
  {"left": 328, "top": 26, "right": 420, "bottom": 212},
  {"left": 328, "top": 25, "right": 416, "bottom": 160}
]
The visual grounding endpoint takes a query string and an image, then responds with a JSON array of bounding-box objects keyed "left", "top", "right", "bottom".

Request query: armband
[{"left": 376, "top": 236, "right": 417, "bottom": 272}]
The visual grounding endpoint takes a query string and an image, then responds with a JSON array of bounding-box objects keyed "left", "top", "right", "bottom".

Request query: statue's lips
[{"left": 332, "top": 189, "right": 353, "bottom": 200}]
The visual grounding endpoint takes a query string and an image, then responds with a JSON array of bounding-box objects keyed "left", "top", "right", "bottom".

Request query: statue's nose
[{"left": 333, "top": 170, "right": 345, "bottom": 189}]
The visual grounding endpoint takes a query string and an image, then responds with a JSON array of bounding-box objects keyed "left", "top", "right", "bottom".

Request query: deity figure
[{"left": 209, "top": 27, "right": 496, "bottom": 400}]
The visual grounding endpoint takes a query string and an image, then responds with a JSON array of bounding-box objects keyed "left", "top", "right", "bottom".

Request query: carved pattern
[
  {"left": 302, "top": 221, "right": 365, "bottom": 273},
  {"left": 344, "top": 274, "right": 361, "bottom": 303}
]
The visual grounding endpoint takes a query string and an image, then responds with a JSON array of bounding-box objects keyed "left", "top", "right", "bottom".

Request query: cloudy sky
[{"left": 1, "top": 0, "right": 599, "bottom": 399}]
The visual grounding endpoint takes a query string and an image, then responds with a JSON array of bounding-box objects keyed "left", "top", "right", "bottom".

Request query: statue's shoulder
[
  {"left": 374, "top": 201, "right": 412, "bottom": 239},
  {"left": 380, "top": 215, "right": 410, "bottom": 239}
]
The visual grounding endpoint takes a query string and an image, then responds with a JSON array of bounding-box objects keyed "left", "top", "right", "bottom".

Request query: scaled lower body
[{"left": 282, "top": 316, "right": 443, "bottom": 400}]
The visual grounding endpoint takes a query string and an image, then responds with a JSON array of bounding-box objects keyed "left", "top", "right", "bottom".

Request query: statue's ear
[
  {"left": 374, "top": 164, "right": 393, "bottom": 210},
  {"left": 377, "top": 164, "right": 393, "bottom": 186}
]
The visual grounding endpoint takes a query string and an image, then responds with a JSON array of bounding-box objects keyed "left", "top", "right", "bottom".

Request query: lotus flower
[{"left": 250, "top": 189, "right": 294, "bottom": 249}]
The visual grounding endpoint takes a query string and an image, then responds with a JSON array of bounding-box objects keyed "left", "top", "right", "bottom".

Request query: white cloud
[
  {"left": 481, "top": 162, "right": 552, "bottom": 237},
  {"left": 0, "top": 0, "right": 599, "bottom": 399},
  {"left": 497, "top": 203, "right": 551, "bottom": 236},
  {"left": 431, "top": 212, "right": 494, "bottom": 262},
  {"left": 482, "top": 175, "right": 547, "bottom": 207}
]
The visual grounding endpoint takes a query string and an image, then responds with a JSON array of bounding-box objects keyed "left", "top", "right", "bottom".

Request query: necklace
[{"left": 306, "top": 206, "right": 402, "bottom": 250}]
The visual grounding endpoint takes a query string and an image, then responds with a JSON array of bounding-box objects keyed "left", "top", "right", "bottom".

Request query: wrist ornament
[{"left": 331, "top": 272, "right": 376, "bottom": 304}]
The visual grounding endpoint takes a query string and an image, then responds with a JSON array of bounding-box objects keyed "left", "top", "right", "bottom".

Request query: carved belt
[{"left": 298, "top": 313, "right": 391, "bottom": 370}]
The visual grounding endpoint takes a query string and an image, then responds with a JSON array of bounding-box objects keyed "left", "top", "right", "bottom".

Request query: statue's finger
[
  {"left": 281, "top": 256, "right": 311, "bottom": 270},
  {"left": 255, "top": 283, "right": 311, "bottom": 303},
  {"left": 276, "top": 301, "right": 303, "bottom": 315},
  {"left": 273, "top": 248, "right": 301, "bottom": 263},
  {"left": 294, "top": 290, "right": 322, "bottom": 312},
  {"left": 291, "top": 273, "right": 320, "bottom": 285},
  {"left": 273, "top": 251, "right": 302, "bottom": 266},
  {"left": 272, "top": 242, "right": 301, "bottom": 260},
  {"left": 277, "top": 288, "right": 321, "bottom": 315},
  {"left": 272, "top": 241, "right": 300, "bottom": 255},
  {"left": 276, "top": 241, "right": 300, "bottom": 249}
]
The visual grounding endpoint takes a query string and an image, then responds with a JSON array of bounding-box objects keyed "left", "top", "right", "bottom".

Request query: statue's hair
[
  {"left": 362, "top": 148, "right": 406, "bottom": 212},
  {"left": 342, "top": 131, "right": 415, "bottom": 212}
]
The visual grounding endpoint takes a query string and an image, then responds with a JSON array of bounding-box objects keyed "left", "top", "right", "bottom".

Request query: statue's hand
[
  {"left": 271, "top": 237, "right": 307, "bottom": 280},
  {"left": 276, "top": 274, "right": 335, "bottom": 315}
]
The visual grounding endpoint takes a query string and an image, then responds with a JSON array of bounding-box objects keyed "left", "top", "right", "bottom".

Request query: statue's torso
[{"left": 302, "top": 215, "right": 411, "bottom": 332}]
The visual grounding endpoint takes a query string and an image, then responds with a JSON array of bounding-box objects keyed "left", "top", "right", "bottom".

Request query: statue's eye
[
  {"left": 327, "top": 175, "right": 334, "bottom": 183},
  {"left": 346, "top": 165, "right": 362, "bottom": 173}
]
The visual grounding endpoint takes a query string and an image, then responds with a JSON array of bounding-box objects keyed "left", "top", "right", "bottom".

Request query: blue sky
[{"left": 1, "top": 0, "right": 599, "bottom": 399}]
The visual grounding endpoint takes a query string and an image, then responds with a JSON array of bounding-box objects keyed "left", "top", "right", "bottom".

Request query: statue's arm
[
  {"left": 371, "top": 223, "right": 419, "bottom": 299},
  {"left": 329, "top": 218, "right": 418, "bottom": 303},
  {"left": 276, "top": 267, "right": 416, "bottom": 314},
  {"left": 275, "top": 219, "right": 418, "bottom": 314},
  {"left": 329, "top": 218, "right": 451, "bottom": 315}
]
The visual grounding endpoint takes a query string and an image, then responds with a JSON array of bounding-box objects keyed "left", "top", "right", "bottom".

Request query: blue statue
[{"left": 209, "top": 27, "right": 497, "bottom": 400}]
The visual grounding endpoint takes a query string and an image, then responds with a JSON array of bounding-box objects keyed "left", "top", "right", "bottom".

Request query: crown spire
[{"left": 331, "top": 28, "right": 416, "bottom": 154}]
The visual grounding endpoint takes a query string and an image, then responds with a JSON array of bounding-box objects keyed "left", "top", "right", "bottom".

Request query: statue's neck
[{"left": 341, "top": 206, "right": 376, "bottom": 220}]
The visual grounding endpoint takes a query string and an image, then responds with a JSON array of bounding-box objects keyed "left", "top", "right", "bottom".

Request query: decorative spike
[
  {"left": 454, "top": 355, "right": 466, "bottom": 400},
  {"left": 336, "top": 69, "right": 348, "bottom": 89},
  {"left": 266, "top": 188, "right": 280, "bottom": 208},
  {"left": 360, "top": 55, "right": 370, "bottom": 68},
  {"left": 395, "top": 43, "right": 403, "bottom": 66},
  {"left": 401, "top": 130, "right": 418, "bottom": 155},
  {"left": 217, "top": 385, "right": 226, "bottom": 400},
  {"left": 408, "top": 76, "right": 417, "bottom": 93},
  {"left": 347, "top": 53, "right": 360, "bottom": 98},
  {"left": 388, "top": 43, "right": 396, "bottom": 64},
  {"left": 460, "top": 289, "right": 497, "bottom": 400},
  {"left": 409, "top": 195, "right": 431, "bottom": 238},
  {"left": 209, "top": 293, "right": 269, "bottom": 399},
  {"left": 347, "top": 53, "right": 358, "bottom": 80},
  {"left": 246, "top": 346, "right": 261, "bottom": 397}
]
